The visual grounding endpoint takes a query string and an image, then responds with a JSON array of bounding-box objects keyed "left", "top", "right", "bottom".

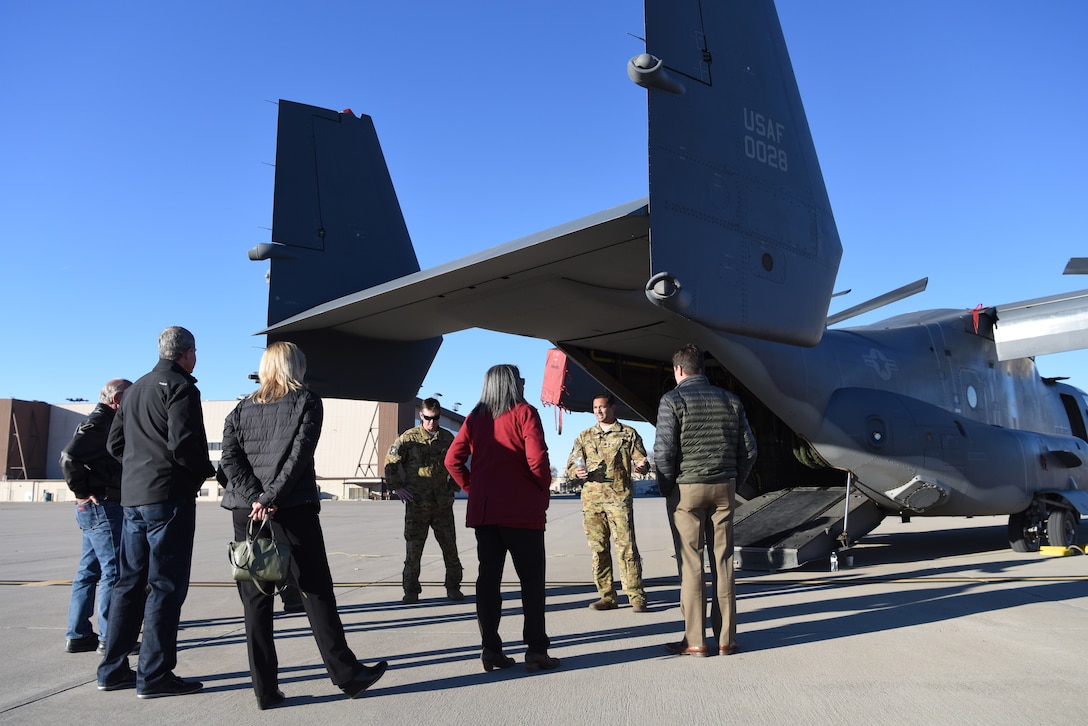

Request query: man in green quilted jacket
[{"left": 654, "top": 344, "right": 757, "bottom": 657}]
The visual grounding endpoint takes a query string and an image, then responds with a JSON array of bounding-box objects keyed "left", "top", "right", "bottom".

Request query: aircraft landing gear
[
  {"left": 1010, "top": 501, "right": 1082, "bottom": 551},
  {"left": 1008, "top": 504, "right": 1045, "bottom": 552},
  {"left": 1046, "top": 508, "right": 1080, "bottom": 548}
]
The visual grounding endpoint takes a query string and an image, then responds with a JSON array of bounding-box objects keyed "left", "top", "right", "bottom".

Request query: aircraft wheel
[
  {"left": 1008, "top": 508, "right": 1042, "bottom": 552},
  {"left": 1046, "top": 509, "right": 1079, "bottom": 548}
]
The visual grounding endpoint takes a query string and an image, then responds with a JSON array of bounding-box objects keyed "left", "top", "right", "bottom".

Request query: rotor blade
[
  {"left": 827, "top": 278, "right": 928, "bottom": 326},
  {"left": 1063, "top": 258, "right": 1088, "bottom": 275},
  {"left": 993, "top": 287, "right": 1088, "bottom": 360}
]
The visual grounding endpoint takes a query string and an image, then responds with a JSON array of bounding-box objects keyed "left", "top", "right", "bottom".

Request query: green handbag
[{"left": 228, "top": 516, "right": 293, "bottom": 596}]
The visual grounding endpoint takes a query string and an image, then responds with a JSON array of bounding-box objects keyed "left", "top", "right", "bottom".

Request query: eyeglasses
[{"left": 421, "top": 414, "right": 440, "bottom": 421}]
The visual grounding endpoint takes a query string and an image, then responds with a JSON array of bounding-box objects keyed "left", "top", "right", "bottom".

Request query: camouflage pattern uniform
[
  {"left": 385, "top": 425, "right": 463, "bottom": 596},
  {"left": 566, "top": 422, "right": 647, "bottom": 607}
]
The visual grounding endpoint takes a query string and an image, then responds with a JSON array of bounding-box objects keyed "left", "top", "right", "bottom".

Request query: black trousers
[
  {"left": 474, "top": 525, "right": 550, "bottom": 655},
  {"left": 232, "top": 505, "right": 362, "bottom": 698}
]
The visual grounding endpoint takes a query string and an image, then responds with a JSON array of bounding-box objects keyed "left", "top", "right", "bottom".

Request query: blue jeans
[
  {"left": 66, "top": 501, "right": 123, "bottom": 641},
  {"left": 98, "top": 499, "right": 196, "bottom": 690}
]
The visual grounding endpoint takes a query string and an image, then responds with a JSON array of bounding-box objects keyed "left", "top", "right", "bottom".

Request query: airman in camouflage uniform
[
  {"left": 384, "top": 398, "right": 464, "bottom": 603},
  {"left": 567, "top": 393, "right": 649, "bottom": 612}
]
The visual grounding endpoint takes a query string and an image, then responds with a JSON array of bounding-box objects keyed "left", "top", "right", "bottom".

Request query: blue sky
[{"left": 2, "top": 1, "right": 1086, "bottom": 460}]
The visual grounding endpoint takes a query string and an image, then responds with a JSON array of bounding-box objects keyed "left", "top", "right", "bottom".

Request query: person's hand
[
  {"left": 250, "top": 501, "right": 277, "bottom": 521},
  {"left": 396, "top": 488, "right": 415, "bottom": 504},
  {"left": 633, "top": 458, "right": 648, "bottom": 474},
  {"left": 575, "top": 465, "right": 588, "bottom": 479}
]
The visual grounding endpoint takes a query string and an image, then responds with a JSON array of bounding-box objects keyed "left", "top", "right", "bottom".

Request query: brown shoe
[
  {"left": 719, "top": 642, "right": 740, "bottom": 656},
  {"left": 588, "top": 599, "right": 618, "bottom": 611},
  {"left": 675, "top": 645, "right": 709, "bottom": 657},
  {"left": 631, "top": 599, "right": 648, "bottom": 613}
]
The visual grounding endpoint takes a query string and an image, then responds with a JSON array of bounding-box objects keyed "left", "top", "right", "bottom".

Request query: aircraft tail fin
[
  {"left": 257, "top": 101, "right": 422, "bottom": 326},
  {"left": 253, "top": 100, "right": 440, "bottom": 400},
  {"left": 639, "top": 0, "right": 842, "bottom": 346}
]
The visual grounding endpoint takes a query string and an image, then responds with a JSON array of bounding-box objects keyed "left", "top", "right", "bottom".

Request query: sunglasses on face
[{"left": 421, "top": 414, "right": 440, "bottom": 421}]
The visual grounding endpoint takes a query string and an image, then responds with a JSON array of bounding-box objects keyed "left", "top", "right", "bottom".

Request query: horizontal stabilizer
[
  {"left": 993, "top": 288, "right": 1088, "bottom": 360},
  {"left": 262, "top": 201, "right": 658, "bottom": 344}
]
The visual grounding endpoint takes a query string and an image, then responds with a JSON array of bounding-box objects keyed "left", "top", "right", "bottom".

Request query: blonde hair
[{"left": 254, "top": 341, "right": 307, "bottom": 403}]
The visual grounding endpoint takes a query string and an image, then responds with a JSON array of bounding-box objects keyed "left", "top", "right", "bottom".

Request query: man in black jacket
[
  {"left": 97, "top": 326, "right": 215, "bottom": 697},
  {"left": 654, "top": 344, "right": 756, "bottom": 658},
  {"left": 61, "top": 378, "right": 131, "bottom": 654}
]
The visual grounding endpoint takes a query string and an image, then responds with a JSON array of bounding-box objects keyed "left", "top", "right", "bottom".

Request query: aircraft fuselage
[{"left": 700, "top": 308, "right": 1088, "bottom": 517}]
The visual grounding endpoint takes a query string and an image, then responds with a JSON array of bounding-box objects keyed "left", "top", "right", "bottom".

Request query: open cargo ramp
[{"left": 734, "top": 487, "right": 886, "bottom": 571}]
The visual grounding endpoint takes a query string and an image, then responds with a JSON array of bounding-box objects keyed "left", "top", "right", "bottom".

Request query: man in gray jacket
[{"left": 654, "top": 344, "right": 756, "bottom": 657}]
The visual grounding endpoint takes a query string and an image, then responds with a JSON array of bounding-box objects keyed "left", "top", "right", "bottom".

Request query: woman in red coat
[{"left": 445, "top": 364, "right": 558, "bottom": 672}]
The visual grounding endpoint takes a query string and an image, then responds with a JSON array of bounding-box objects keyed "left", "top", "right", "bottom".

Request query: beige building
[{"left": 1, "top": 397, "right": 463, "bottom": 503}]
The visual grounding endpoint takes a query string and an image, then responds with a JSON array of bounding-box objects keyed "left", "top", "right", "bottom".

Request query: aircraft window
[
  {"left": 1059, "top": 393, "right": 1088, "bottom": 443},
  {"left": 958, "top": 369, "right": 987, "bottom": 413}
]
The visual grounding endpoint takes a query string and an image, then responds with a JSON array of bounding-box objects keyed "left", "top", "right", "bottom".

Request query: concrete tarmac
[{"left": 1, "top": 498, "right": 1085, "bottom": 725}]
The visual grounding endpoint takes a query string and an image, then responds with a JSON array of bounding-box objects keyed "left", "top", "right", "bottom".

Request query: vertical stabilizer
[
  {"left": 254, "top": 100, "right": 441, "bottom": 401},
  {"left": 263, "top": 100, "right": 421, "bottom": 327},
  {"left": 640, "top": 0, "right": 842, "bottom": 346}
]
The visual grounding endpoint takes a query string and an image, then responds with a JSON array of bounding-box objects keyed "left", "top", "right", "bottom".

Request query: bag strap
[
  {"left": 247, "top": 514, "right": 277, "bottom": 544},
  {"left": 246, "top": 514, "right": 289, "bottom": 598},
  {"left": 253, "top": 576, "right": 286, "bottom": 597}
]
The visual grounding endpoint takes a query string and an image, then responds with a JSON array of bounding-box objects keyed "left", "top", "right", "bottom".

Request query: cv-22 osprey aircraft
[{"left": 250, "top": 0, "right": 1088, "bottom": 568}]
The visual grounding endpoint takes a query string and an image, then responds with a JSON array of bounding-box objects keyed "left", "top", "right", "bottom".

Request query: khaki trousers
[{"left": 672, "top": 481, "right": 736, "bottom": 648}]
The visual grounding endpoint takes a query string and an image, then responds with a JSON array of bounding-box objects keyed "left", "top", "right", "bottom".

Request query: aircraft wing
[{"left": 993, "top": 288, "right": 1088, "bottom": 360}]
